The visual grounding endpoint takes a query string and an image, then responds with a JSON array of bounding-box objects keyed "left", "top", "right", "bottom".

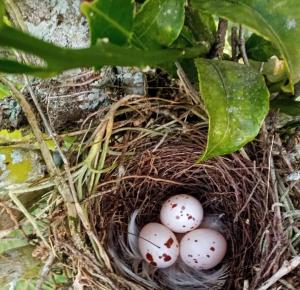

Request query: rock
[
  {"left": 15, "top": 0, "right": 89, "bottom": 48},
  {"left": 0, "top": 97, "right": 24, "bottom": 129},
  {"left": 26, "top": 68, "right": 115, "bottom": 130},
  {"left": 116, "top": 67, "right": 147, "bottom": 96}
]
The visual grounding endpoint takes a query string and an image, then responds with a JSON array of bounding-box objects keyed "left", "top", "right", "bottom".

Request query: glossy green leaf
[
  {"left": 185, "top": 7, "right": 216, "bottom": 48},
  {"left": 134, "top": 0, "right": 185, "bottom": 48},
  {"left": 0, "top": 25, "right": 201, "bottom": 76},
  {"left": 246, "top": 34, "right": 280, "bottom": 62},
  {"left": 192, "top": 0, "right": 300, "bottom": 85},
  {"left": 81, "top": 0, "right": 134, "bottom": 46},
  {"left": 271, "top": 98, "right": 300, "bottom": 116},
  {"left": 196, "top": 59, "right": 269, "bottom": 160}
]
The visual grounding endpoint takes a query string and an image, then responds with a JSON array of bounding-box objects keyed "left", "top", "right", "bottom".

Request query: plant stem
[
  {"left": 239, "top": 25, "right": 249, "bottom": 65},
  {"left": 231, "top": 26, "right": 239, "bottom": 61},
  {"left": 0, "top": 25, "right": 205, "bottom": 75},
  {"left": 210, "top": 18, "right": 228, "bottom": 59}
]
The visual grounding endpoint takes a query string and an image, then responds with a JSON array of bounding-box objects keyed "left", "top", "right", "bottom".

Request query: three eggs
[{"left": 138, "top": 194, "right": 227, "bottom": 270}]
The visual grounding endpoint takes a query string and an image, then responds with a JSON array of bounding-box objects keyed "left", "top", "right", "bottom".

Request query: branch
[
  {"left": 257, "top": 256, "right": 300, "bottom": 290},
  {"left": 231, "top": 26, "right": 239, "bottom": 61},
  {"left": 239, "top": 25, "right": 249, "bottom": 65},
  {"left": 35, "top": 252, "right": 56, "bottom": 290},
  {"left": 210, "top": 18, "right": 228, "bottom": 59}
]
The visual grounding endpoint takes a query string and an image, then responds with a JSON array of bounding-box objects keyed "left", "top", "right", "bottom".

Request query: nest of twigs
[{"left": 51, "top": 94, "right": 290, "bottom": 290}]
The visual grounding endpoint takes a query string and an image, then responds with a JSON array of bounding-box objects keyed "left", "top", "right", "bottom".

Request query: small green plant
[{"left": 0, "top": 0, "right": 299, "bottom": 159}]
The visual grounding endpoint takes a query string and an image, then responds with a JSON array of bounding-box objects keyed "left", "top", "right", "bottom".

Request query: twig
[
  {"left": 175, "top": 62, "right": 200, "bottom": 105},
  {"left": 231, "top": 26, "right": 239, "bottom": 61},
  {"left": 175, "top": 62, "right": 207, "bottom": 120},
  {"left": 257, "top": 255, "right": 300, "bottom": 290},
  {"left": 239, "top": 25, "right": 249, "bottom": 65},
  {"left": 97, "top": 175, "right": 184, "bottom": 189},
  {"left": 35, "top": 252, "right": 56, "bottom": 290},
  {"left": 210, "top": 18, "right": 228, "bottom": 59},
  {"left": 279, "top": 279, "right": 296, "bottom": 290},
  {"left": 234, "top": 181, "right": 259, "bottom": 222},
  {"left": 243, "top": 280, "right": 249, "bottom": 290}
]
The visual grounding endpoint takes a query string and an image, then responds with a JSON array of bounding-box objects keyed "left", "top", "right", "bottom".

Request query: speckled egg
[
  {"left": 180, "top": 228, "right": 227, "bottom": 270},
  {"left": 138, "top": 223, "right": 179, "bottom": 268},
  {"left": 160, "top": 194, "right": 204, "bottom": 233}
]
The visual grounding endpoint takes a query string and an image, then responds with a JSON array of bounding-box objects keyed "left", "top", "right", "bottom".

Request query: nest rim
[{"left": 86, "top": 129, "right": 289, "bottom": 290}]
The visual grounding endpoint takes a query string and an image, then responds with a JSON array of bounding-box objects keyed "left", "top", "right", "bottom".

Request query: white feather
[{"left": 108, "top": 210, "right": 229, "bottom": 289}]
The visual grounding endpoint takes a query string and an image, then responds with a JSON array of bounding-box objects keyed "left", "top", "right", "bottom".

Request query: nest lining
[{"left": 86, "top": 130, "right": 288, "bottom": 290}]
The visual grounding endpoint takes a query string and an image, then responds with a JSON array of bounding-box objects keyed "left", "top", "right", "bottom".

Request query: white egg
[
  {"left": 160, "top": 194, "right": 204, "bottom": 233},
  {"left": 138, "top": 223, "right": 179, "bottom": 268},
  {"left": 180, "top": 228, "right": 227, "bottom": 270}
]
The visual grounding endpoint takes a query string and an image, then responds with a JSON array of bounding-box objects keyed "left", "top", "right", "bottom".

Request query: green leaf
[
  {"left": 81, "top": 0, "right": 134, "bottom": 46},
  {"left": 134, "top": 0, "right": 185, "bottom": 48},
  {"left": 185, "top": 7, "right": 216, "bottom": 48},
  {"left": 195, "top": 59, "right": 269, "bottom": 160},
  {"left": 271, "top": 98, "right": 300, "bottom": 116},
  {"left": 0, "top": 246, "right": 41, "bottom": 289},
  {"left": 246, "top": 34, "right": 280, "bottom": 62},
  {"left": 0, "top": 229, "right": 28, "bottom": 254},
  {"left": 0, "top": 25, "right": 201, "bottom": 76},
  {"left": 192, "top": 0, "right": 300, "bottom": 86},
  {"left": 0, "top": 59, "right": 53, "bottom": 77}
]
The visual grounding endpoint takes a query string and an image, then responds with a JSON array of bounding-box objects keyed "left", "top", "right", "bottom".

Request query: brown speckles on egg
[
  {"left": 181, "top": 206, "right": 186, "bottom": 210},
  {"left": 146, "top": 253, "right": 154, "bottom": 263},
  {"left": 139, "top": 223, "right": 179, "bottom": 268},
  {"left": 176, "top": 216, "right": 180, "bottom": 219},
  {"left": 182, "top": 225, "right": 186, "bottom": 228},
  {"left": 179, "top": 228, "right": 227, "bottom": 270},
  {"left": 188, "top": 215, "right": 193, "bottom": 220},
  {"left": 194, "top": 259, "right": 198, "bottom": 264},
  {"left": 164, "top": 238, "right": 174, "bottom": 249},
  {"left": 162, "top": 253, "right": 172, "bottom": 262},
  {"left": 188, "top": 254, "right": 193, "bottom": 258},
  {"left": 172, "top": 203, "right": 177, "bottom": 208}
]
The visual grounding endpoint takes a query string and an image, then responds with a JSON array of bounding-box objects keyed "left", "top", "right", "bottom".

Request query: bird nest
[{"left": 51, "top": 95, "right": 289, "bottom": 290}]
